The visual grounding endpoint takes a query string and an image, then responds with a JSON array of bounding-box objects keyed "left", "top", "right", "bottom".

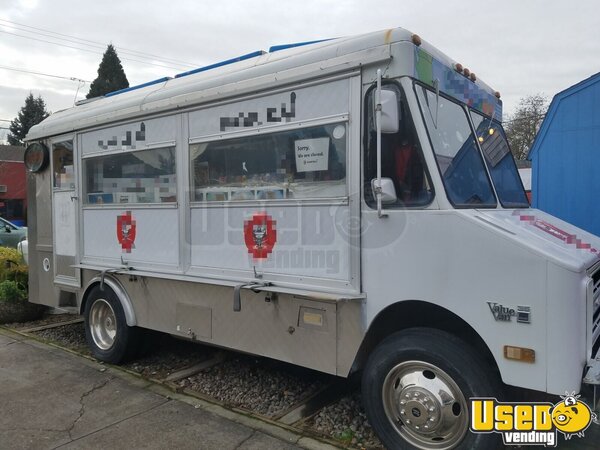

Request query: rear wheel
[
  {"left": 84, "top": 285, "right": 140, "bottom": 363},
  {"left": 362, "top": 328, "right": 501, "bottom": 449}
]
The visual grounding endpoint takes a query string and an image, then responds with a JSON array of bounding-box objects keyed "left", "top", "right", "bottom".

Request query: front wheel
[
  {"left": 84, "top": 285, "right": 140, "bottom": 364},
  {"left": 362, "top": 328, "right": 501, "bottom": 449}
]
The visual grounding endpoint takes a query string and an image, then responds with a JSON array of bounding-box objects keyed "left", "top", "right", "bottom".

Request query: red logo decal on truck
[
  {"left": 117, "top": 211, "right": 136, "bottom": 253},
  {"left": 244, "top": 213, "right": 276, "bottom": 259}
]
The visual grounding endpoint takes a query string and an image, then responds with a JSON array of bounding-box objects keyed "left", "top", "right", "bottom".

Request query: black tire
[
  {"left": 362, "top": 328, "right": 502, "bottom": 450},
  {"left": 83, "top": 285, "right": 140, "bottom": 364}
]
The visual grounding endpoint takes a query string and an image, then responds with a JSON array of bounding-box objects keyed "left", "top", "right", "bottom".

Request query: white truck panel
[{"left": 82, "top": 208, "right": 180, "bottom": 267}]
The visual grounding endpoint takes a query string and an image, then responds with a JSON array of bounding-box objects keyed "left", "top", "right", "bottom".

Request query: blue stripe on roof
[
  {"left": 268, "top": 39, "right": 331, "bottom": 53},
  {"left": 103, "top": 41, "right": 329, "bottom": 99},
  {"left": 105, "top": 77, "right": 172, "bottom": 97},
  {"left": 174, "top": 50, "right": 265, "bottom": 79}
]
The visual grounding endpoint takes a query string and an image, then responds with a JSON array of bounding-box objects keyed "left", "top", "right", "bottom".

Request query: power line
[
  {"left": 0, "top": 65, "right": 90, "bottom": 83},
  {"left": 0, "top": 18, "right": 199, "bottom": 67},
  {"left": 0, "top": 18, "right": 199, "bottom": 68},
  {"left": 0, "top": 29, "right": 186, "bottom": 71}
]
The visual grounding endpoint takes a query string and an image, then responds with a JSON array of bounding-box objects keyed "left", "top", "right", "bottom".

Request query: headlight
[{"left": 24, "top": 142, "right": 49, "bottom": 173}]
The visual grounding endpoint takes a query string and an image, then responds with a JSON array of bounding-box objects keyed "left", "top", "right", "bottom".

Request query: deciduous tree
[{"left": 504, "top": 94, "right": 549, "bottom": 160}]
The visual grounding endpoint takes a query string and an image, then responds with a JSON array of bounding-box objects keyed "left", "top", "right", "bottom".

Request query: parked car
[
  {"left": 0, "top": 217, "right": 27, "bottom": 248},
  {"left": 17, "top": 239, "right": 28, "bottom": 264}
]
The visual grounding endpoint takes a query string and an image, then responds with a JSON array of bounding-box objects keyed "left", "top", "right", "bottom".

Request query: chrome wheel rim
[
  {"left": 89, "top": 299, "right": 117, "bottom": 351},
  {"left": 382, "top": 360, "right": 468, "bottom": 449}
]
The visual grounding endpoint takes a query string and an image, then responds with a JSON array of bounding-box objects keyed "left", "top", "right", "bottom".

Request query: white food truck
[{"left": 24, "top": 28, "right": 599, "bottom": 449}]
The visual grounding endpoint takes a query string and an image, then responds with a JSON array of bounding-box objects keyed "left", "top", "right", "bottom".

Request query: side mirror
[
  {"left": 371, "top": 178, "right": 397, "bottom": 204},
  {"left": 378, "top": 89, "right": 400, "bottom": 134},
  {"left": 4, "top": 225, "right": 10, "bottom": 233}
]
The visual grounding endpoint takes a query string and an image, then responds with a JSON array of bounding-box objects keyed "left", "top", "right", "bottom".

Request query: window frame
[
  {"left": 413, "top": 80, "right": 498, "bottom": 209},
  {"left": 362, "top": 79, "right": 435, "bottom": 210},
  {"left": 0, "top": 217, "right": 18, "bottom": 230}
]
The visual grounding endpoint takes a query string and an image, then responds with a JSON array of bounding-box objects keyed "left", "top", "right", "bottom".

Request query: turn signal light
[
  {"left": 454, "top": 63, "right": 463, "bottom": 73},
  {"left": 504, "top": 345, "right": 535, "bottom": 363},
  {"left": 411, "top": 34, "right": 422, "bottom": 46},
  {"left": 463, "top": 68, "right": 471, "bottom": 77}
]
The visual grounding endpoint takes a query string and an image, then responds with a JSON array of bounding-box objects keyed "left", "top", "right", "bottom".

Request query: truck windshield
[
  {"left": 470, "top": 111, "right": 529, "bottom": 208},
  {"left": 415, "top": 85, "right": 496, "bottom": 207}
]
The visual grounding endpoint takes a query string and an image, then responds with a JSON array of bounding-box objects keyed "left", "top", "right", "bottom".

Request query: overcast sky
[{"left": 1, "top": 0, "right": 599, "bottom": 143}]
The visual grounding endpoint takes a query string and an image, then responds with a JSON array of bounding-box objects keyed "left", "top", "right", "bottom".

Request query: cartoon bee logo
[{"left": 551, "top": 393, "right": 596, "bottom": 439}]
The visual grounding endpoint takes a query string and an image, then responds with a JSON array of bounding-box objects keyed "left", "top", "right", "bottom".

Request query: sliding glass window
[{"left": 83, "top": 147, "right": 176, "bottom": 205}]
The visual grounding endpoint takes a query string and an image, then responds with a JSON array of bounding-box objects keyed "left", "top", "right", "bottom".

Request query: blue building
[{"left": 528, "top": 72, "right": 600, "bottom": 237}]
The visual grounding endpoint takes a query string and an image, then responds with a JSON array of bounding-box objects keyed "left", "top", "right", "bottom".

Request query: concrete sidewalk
[{"left": 0, "top": 329, "right": 338, "bottom": 450}]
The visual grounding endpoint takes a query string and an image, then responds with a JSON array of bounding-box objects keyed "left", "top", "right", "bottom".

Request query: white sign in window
[{"left": 294, "top": 138, "right": 330, "bottom": 173}]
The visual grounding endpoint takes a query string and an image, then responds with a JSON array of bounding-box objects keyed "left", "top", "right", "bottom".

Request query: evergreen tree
[
  {"left": 8, "top": 93, "right": 49, "bottom": 146},
  {"left": 86, "top": 44, "right": 129, "bottom": 98}
]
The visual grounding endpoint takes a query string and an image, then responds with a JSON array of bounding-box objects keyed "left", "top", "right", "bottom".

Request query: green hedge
[
  {"left": 0, "top": 247, "right": 28, "bottom": 303},
  {"left": 0, "top": 280, "right": 26, "bottom": 304}
]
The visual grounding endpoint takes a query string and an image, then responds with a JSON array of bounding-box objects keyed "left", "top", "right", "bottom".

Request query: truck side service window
[
  {"left": 364, "top": 84, "right": 433, "bottom": 208},
  {"left": 190, "top": 122, "right": 347, "bottom": 201},
  {"left": 83, "top": 147, "right": 177, "bottom": 204},
  {"left": 415, "top": 85, "right": 497, "bottom": 208}
]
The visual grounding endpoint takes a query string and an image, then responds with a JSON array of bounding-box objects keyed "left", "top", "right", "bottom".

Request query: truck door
[
  {"left": 50, "top": 136, "right": 80, "bottom": 288},
  {"left": 361, "top": 79, "right": 435, "bottom": 307}
]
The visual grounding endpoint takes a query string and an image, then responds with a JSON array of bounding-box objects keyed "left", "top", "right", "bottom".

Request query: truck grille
[{"left": 591, "top": 267, "right": 600, "bottom": 358}]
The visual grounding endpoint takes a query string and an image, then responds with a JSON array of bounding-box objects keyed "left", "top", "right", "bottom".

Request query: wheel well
[
  {"left": 80, "top": 277, "right": 137, "bottom": 327},
  {"left": 352, "top": 300, "right": 500, "bottom": 377},
  {"left": 79, "top": 282, "right": 96, "bottom": 316}
]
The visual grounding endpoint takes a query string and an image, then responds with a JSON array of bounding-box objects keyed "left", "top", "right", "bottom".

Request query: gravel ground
[
  {"left": 308, "top": 391, "right": 382, "bottom": 449},
  {"left": 26, "top": 322, "right": 212, "bottom": 381},
  {"left": 178, "top": 355, "right": 327, "bottom": 418},
  {"left": 31, "top": 322, "right": 88, "bottom": 352},
  {"left": 4, "top": 313, "right": 78, "bottom": 330},
  {"left": 124, "top": 335, "right": 213, "bottom": 380}
]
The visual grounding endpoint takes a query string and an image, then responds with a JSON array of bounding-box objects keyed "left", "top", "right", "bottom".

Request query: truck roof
[{"left": 27, "top": 27, "right": 498, "bottom": 141}]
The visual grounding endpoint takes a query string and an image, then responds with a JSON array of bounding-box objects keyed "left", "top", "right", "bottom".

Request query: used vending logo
[{"left": 470, "top": 394, "right": 596, "bottom": 446}]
